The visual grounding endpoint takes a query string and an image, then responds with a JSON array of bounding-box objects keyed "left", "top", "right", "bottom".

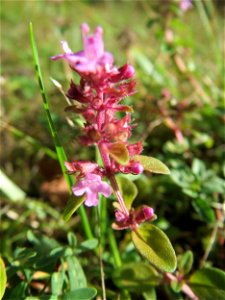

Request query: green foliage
[
  {"left": 0, "top": 257, "right": 7, "bottom": 300},
  {"left": 112, "top": 262, "right": 161, "bottom": 292},
  {"left": 132, "top": 224, "right": 177, "bottom": 272},
  {"left": 133, "top": 155, "right": 171, "bottom": 175},
  {"left": 62, "top": 288, "right": 97, "bottom": 300},
  {"left": 4, "top": 231, "right": 97, "bottom": 299},
  {"left": 116, "top": 175, "right": 138, "bottom": 209},
  {"left": 63, "top": 194, "right": 86, "bottom": 222},
  {"left": 177, "top": 250, "right": 193, "bottom": 276},
  {"left": 189, "top": 267, "right": 225, "bottom": 300}
]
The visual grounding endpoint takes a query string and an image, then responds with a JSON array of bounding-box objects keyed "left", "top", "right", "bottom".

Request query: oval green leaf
[
  {"left": 132, "top": 224, "right": 177, "bottom": 272},
  {"left": 0, "top": 257, "right": 7, "bottom": 300},
  {"left": 189, "top": 267, "right": 225, "bottom": 300},
  {"left": 63, "top": 194, "right": 85, "bottom": 222},
  {"left": 107, "top": 142, "right": 129, "bottom": 165},
  {"left": 116, "top": 175, "right": 138, "bottom": 209},
  {"left": 112, "top": 262, "right": 161, "bottom": 292},
  {"left": 133, "top": 155, "right": 170, "bottom": 174}
]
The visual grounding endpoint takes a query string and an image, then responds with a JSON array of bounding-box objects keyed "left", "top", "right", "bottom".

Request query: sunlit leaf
[
  {"left": 0, "top": 257, "right": 7, "bottom": 300},
  {"left": 63, "top": 195, "right": 85, "bottom": 222},
  {"left": 116, "top": 175, "right": 138, "bottom": 209},
  {"left": 133, "top": 155, "right": 170, "bottom": 174},
  {"left": 132, "top": 224, "right": 177, "bottom": 272},
  {"left": 107, "top": 142, "right": 129, "bottom": 165}
]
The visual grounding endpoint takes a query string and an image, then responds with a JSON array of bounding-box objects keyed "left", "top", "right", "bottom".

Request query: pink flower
[
  {"left": 113, "top": 205, "right": 155, "bottom": 230},
  {"left": 72, "top": 173, "right": 112, "bottom": 207},
  {"left": 51, "top": 23, "right": 113, "bottom": 74},
  {"left": 180, "top": 0, "right": 193, "bottom": 12}
]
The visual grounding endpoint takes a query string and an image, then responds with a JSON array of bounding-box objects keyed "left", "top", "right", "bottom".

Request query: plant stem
[
  {"left": 96, "top": 208, "right": 106, "bottom": 300},
  {"left": 165, "top": 273, "right": 199, "bottom": 300},
  {"left": 108, "top": 228, "right": 122, "bottom": 268}
]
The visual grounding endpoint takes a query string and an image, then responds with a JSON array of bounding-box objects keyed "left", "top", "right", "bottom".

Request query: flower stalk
[{"left": 52, "top": 23, "right": 154, "bottom": 230}]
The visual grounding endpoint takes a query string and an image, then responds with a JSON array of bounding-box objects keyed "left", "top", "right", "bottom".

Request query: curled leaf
[{"left": 107, "top": 142, "right": 129, "bottom": 165}]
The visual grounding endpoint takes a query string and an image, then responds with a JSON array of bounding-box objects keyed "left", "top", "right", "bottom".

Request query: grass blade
[{"left": 29, "top": 22, "right": 93, "bottom": 239}]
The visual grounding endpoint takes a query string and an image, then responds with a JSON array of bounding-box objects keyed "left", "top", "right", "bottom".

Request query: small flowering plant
[{"left": 51, "top": 23, "right": 177, "bottom": 272}]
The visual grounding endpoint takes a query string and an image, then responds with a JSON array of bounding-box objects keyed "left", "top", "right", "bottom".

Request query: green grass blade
[
  {"left": 29, "top": 22, "right": 93, "bottom": 239},
  {"left": 29, "top": 22, "right": 71, "bottom": 187}
]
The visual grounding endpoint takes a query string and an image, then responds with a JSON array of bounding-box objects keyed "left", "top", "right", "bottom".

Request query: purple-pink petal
[{"left": 72, "top": 173, "right": 112, "bottom": 207}]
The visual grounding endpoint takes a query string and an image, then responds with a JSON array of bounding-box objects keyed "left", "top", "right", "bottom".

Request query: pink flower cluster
[{"left": 52, "top": 23, "right": 154, "bottom": 230}]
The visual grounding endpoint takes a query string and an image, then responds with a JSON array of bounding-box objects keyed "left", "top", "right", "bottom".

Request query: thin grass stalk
[{"left": 29, "top": 22, "right": 93, "bottom": 239}]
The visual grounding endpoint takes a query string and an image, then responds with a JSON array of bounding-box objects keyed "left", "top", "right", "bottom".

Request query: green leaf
[
  {"left": 66, "top": 256, "right": 87, "bottom": 290},
  {"left": 191, "top": 198, "right": 215, "bottom": 223},
  {"left": 80, "top": 239, "right": 98, "bottom": 251},
  {"left": 62, "top": 288, "right": 97, "bottom": 300},
  {"left": 67, "top": 232, "right": 77, "bottom": 248},
  {"left": 133, "top": 155, "right": 170, "bottom": 174},
  {"left": 142, "top": 288, "right": 157, "bottom": 300},
  {"left": 107, "top": 142, "right": 129, "bottom": 165},
  {"left": 116, "top": 175, "right": 138, "bottom": 209},
  {"left": 0, "top": 257, "right": 7, "bottom": 300},
  {"left": 63, "top": 195, "right": 85, "bottom": 222},
  {"left": 112, "top": 262, "right": 161, "bottom": 292},
  {"left": 51, "top": 272, "right": 64, "bottom": 296},
  {"left": 177, "top": 250, "right": 193, "bottom": 275},
  {"left": 132, "top": 224, "right": 177, "bottom": 272},
  {"left": 189, "top": 267, "right": 225, "bottom": 300}
]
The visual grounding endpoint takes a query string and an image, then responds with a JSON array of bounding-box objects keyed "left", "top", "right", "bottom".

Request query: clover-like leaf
[
  {"left": 116, "top": 175, "right": 138, "bottom": 209},
  {"left": 133, "top": 155, "right": 170, "bottom": 174},
  {"left": 107, "top": 142, "right": 129, "bottom": 165},
  {"left": 63, "top": 194, "right": 85, "bottom": 222},
  {"left": 132, "top": 224, "right": 177, "bottom": 272}
]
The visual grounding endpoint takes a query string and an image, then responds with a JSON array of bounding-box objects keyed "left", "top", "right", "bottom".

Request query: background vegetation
[{"left": 1, "top": 0, "right": 224, "bottom": 299}]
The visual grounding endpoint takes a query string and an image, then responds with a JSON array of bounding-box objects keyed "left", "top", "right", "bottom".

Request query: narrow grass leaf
[{"left": 29, "top": 23, "right": 93, "bottom": 239}]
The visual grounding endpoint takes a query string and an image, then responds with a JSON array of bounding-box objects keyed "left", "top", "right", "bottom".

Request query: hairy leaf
[
  {"left": 132, "top": 224, "right": 176, "bottom": 272},
  {"left": 133, "top": 155, "right": 170, "bottom": 174}
]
